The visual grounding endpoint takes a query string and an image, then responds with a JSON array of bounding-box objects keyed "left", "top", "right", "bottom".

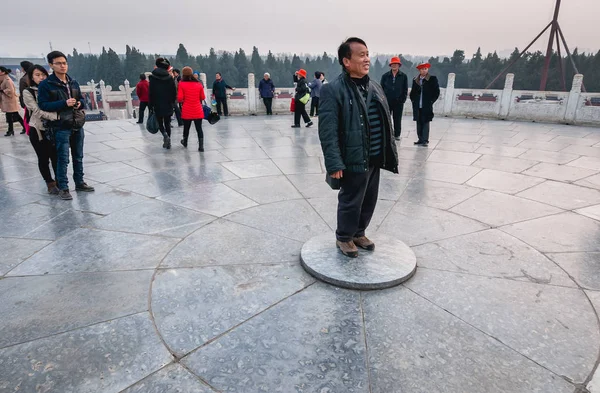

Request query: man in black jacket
[
  {"left": 380, "top": 57, "right": 408, "bottom": 140},
  {"left": 38, "top": 51, "right": 94, "bottom": 200},
  {"left": 211, "top": 73, "right": 235, "bottom": 116},
  {"left": 319, "top": 37, "right": 399, "bottom": 258},
  {"left": 409, "top": 62, "right": 440, "bottom": 147}
]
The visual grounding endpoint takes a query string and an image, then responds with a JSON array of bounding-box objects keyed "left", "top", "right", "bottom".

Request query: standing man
[
  {"left": 308, "top": 71, "right": 322, "bottom": 117},
  {"left": 38, "top": 51, "right": 95, "bottom": 200},
  {"left": 171, "top": 68, "right": 183, "bottom": 126},
  {"left": 380, "top": 57, "right": 408, "bottom": 141},
  {"left": 319, "top": 37, "right": 399, "bottom": 258},
  {"left": 258, "top": 72, "right": 275, "bottom": 115},
  {"left": 135, "top": 73, "right": 149, "bottom": 124},
  {"left": 409, "top": 62, "right": 440, "bottom": 147},
  {"left": 211, "top": 72, "right": 235, "bottom": 117}
]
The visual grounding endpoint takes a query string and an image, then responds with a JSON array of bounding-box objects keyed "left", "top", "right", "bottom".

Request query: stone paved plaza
[{"left": 1, "top": 115, "right": 600, "bottom": 393}]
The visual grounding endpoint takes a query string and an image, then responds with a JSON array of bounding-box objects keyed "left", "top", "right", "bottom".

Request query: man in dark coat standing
[
  {"left": 149, "top": 58, "right": 177, "bottom": 149},
  {"left": 319, "top": 37, "right": 399, "bottom": 258},
  {"left": 211, "top": 73, "right": 235, "bottom": 116},
  {"left": 380, "top": 57, "right": 408, "bottom": 140},
  {"left": 409, "top": 62, "right": 440, "bottom": 147}
]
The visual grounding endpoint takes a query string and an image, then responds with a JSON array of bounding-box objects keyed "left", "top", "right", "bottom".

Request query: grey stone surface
[
  {"left": 517, "top": 180, "right": 600, "bottom": 210},
  {"left": 226, "top": 199, "right": 331, "bottom": 241},
  {"left": 0, "top": 313, "right": 171, "bottom": 393},
  {"left": 225, "top": 175, "right": 303, "bottom": 204},
  {"left": 362, "top": 286, "right": 574, "bottom": 393},
  {"left": 523, "top": 162, "right": 598, "bottom": 182},
  {"left": 161, "top": 219, "right": 302, "bottom": 268},
  {"left": 8, "top": 228, "right": 178, "bottom": 275},
  {"left": 152, "top": 263, "right": 314, "bottom": 355},
  {"left": 183, "top": 284, "right": 369, "bottom": 393},
  {"left": 466, "top": 169, "right": 544, "bottom": 194},
  {"left": 377, "top": 202, "right": 488, "bottom": 246},
  {"left": 472, "top": 154, "right": 538, "bottom": 173},
  {"left": 547, "top": 252, "right": 600, "bottom": 290},
  {"left": 450, "top": 190, "right": 562, "bottom": 226},
  {"left": 92, "top": 199, "right": 215, "bottom": 237},
  {"left": 121, "top": 364, "right": 215, "bottom": 393},
  {"left": 405, "top": 269, "right": 598, "bottom": 382},
  {"left": 413, "top": 229, "right": 575, "bottom": 287},
  {"left": 0, "top": 237, "right": 50, "bottom": 276},
  {"left": 300, "top": 234, "right": 417, "bottom": 289},
  {"left": 400, "top": 178, "right": 483, "bottom": 210},
  {"left": 2, "top": 117, "right": 599, "bottom": 392},
  {"left": 502, "top": 212, "right": 600, "bottom": 252},
  {"left": 0, "top": 270, "right": 152, "bottom": 348},
  {"left": 158, "top": 183, "right": 257, "bottom": 217},
  {"left": 221, "top": 159, "right": 282, "bottom": 178}
]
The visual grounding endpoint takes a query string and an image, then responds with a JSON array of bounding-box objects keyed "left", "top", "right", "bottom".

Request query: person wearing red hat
[
  {"left": 380, "top": 57, "right": 408, "bottom": 141},
  {"left": 291, "top": 69, "right": 313, "bottom": 128},
  {"left": 319, "top": 37, "right": 399, "bottom": 258},
  {"left": 409, "top": 62, "right": 440, "bottom": 146}
]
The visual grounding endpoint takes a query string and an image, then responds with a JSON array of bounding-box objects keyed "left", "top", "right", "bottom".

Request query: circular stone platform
[{"left": 300, "top": 234, "right": 417, "bottom": 290}]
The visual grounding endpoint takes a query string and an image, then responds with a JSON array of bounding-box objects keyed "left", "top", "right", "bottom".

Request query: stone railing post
[
  {"left": 499, "top": 73, "right": 514, "bottom": 118},
  {"left": 200, "top": 73, "right": 208, "bottom": 99},
  {"left": 247, "top": 73, "right": 257, "bottom": 115},
  {"left": 565, "top": 74, "right": 583, "bottom": 123},
  {"left": 99, "top": 80, "right": 111, "bottom": 120},
  {"left": 124, "top": 79, "right": 133, "bottom": 118},
  {"left": 443, "top": 73, "right": 455, "bottom": 115}
]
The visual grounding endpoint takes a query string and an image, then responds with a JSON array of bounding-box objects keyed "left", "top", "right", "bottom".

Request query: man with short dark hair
[
  {"left": 38, "top": 51, "right": 94, "bottom": 200},
  {"left": 171, "top": 68, "right": 183, "bottom": 126},
  {"left": 319, "top": 37, "right": 399, "bottom": 257},
  {"left": 381, "top": 57, "right": 408, "bottom": 140},
  {"left": 211, "top": 72, "right": 235, "bottom": 116},
  {"left": 308, "top": 71, "right": 322, "bottom": 117}
]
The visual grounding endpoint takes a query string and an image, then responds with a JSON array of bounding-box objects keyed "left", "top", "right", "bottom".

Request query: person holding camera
[{"left": 38, "top": 51, "right": 94, "bottom": 200}]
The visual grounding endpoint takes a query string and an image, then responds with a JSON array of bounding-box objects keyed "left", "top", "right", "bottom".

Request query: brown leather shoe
[
  {"left": 47, "top": 181, "right": 59, "bottom": 195},
  {"left": 336, "top": 240, "right": 359, "bottom": 258},
  {"left": 353, "top": 236, "right": 375, "bottom": 251}
]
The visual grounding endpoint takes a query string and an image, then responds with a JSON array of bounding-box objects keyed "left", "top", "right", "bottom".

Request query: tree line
[{"left": 65, "top": 44, "right": 600, "bottom": 92}]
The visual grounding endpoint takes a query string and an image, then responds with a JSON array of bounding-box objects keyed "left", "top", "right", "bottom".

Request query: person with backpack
[
  {"left": 177, "top": 66, "right": 206, "bottom": 151},
  {"left": 149, "top": 58, "right": 177, "bottom": 149},
  {"left": 21, "top": 65, "right": 60, "bottom": 194}
]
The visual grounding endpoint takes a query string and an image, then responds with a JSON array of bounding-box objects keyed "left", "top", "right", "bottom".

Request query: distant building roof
[{"left": 0, "top": 57, "right": 46, "bottom": 67}]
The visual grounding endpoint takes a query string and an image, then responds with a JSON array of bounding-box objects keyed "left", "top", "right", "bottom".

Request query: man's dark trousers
[
  {"left": 388, "top": 98, "right": 404, "bottom": 138},
  {"left": 310, "top": 97, "right": 319, "bottom": 116},
  {"left": 336, "top": 164, "right": 381, "bottom": 242},
  {"left": 216, "top": 98, "right": 229, "bottom": 116},
  {"left": 416, "top": 109, "right": 430, "bottom": 143},
  {"left": 173, "top": 103, "right": 183, "bottom": 126},
  {"left": 263, "top": 98, "right": 273, "bottom": 115},
  {"left": 138, "top": 102, "right": 148, "bottom": 123}
]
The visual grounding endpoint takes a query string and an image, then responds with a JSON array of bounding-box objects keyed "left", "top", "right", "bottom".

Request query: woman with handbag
[
  {"left": 21, "top": 65, "right": 60, "bottom": 194},
  {"left": 291, "top": 69, "right": 313, "bottom": 128},
  {"left": 177, "top": 67, "right": 206, "bottom": 151},
  {"left": 0, "top": 66, "right": 26, "bottom": 136}
]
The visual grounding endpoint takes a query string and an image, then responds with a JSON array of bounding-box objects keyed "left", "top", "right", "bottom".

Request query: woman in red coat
[{"left": 177, "top": 66, "right": 206, "bottom": 151}]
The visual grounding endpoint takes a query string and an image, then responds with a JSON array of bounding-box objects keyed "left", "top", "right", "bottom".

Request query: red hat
[
  {"left": 297, "top": 69, "right": 307, "bottom": 78},
  {"left": 416, "top": 62, "right": 431, "bottom": 70},
  {"left": 389, "top": 57, "right": 402, "bottom": 66}
]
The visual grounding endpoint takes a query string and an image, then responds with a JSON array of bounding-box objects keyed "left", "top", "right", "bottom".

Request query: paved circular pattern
[{"left": 300, "top": 234, "right": 417, "bottom": 290}]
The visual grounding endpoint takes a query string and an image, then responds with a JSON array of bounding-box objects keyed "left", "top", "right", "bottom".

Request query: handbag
[
  {"left": 73, "top": 109, "right": 86, "bottom": 129},
  {"left": 290, "top": 98, "right": 295, "bottom": 112},
  {"left": 299, "top": 93, "right": 310, "bottom": 105},
  {"left": 203, "top": 103, "right": 212, "bottom": 119},
  {"left": 146, "top": 112, "right": 159, "bottom": 134},
  {"left": 206, "top": 112, "right": 220, "bottom": 125}
]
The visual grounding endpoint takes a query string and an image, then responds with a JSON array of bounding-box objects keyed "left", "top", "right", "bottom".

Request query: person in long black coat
[
  {"left": 149, "top": 58, "right": 177, "bottom": 149},
  {"left": 409, "top": 62, "right": 440, "bottom": 146}
]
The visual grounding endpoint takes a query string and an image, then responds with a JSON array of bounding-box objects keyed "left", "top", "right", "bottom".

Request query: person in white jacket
[{"left": 21, "top": 65, "right": 60, "bottom": 194}]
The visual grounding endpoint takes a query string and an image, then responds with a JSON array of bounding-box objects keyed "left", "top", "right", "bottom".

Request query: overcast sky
[{"left": 1, "top": 0, "right": 597, "bottom": 59}]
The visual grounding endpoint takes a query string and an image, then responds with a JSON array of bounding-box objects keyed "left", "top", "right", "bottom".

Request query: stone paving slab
[{"left": 1, "top": 116, "right": 599, "bottom": 392}]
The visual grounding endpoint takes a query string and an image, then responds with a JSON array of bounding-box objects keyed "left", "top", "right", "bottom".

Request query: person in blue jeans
[{"left": 38, "top": 51, "right": 94, "bottom": 200}]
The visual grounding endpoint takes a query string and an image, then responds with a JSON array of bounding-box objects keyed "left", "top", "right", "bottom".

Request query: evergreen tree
[{"left": 175, "top": 43, "right": 190, "bottom": 67}]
